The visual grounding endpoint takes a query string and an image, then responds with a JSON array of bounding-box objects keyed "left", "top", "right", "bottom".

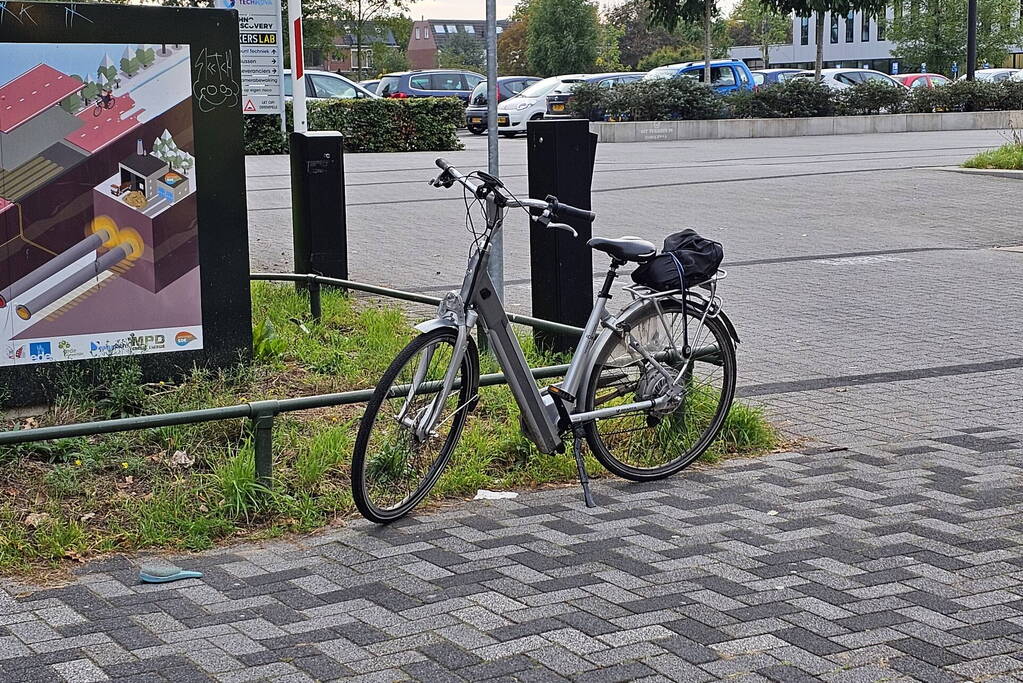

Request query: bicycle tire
[
  {"left": 581, "top": 298, "right": 736, "bottom": 482},
  {"left": 352, "top": 328, "right": 479, "bottom": 523}
]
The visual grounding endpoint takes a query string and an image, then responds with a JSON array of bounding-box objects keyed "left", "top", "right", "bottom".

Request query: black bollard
[
  {"left": 526, "top": 119, "right": 598, "bottom": 353},
  {"left": 290, "top": 131, "right": 348, "bottom": 283}
]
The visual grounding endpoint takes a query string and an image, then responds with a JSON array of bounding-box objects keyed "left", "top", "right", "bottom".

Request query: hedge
[
  {"left": 244, "top": 97, "right": 465, "bottom": 155},
  {"left": 567, "top": 78, "right": 1023, "bottom": 123}
]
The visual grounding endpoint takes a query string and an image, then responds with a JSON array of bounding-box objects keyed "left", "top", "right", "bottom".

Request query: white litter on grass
[{"left": 474, "top": 490, "right": 518, "bottom": 500}]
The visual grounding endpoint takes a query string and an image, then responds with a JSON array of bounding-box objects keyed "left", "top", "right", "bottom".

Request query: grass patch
[
  {"left": 963, "top": 142, "right": 1023, "bottom": 170},
  {"left": 0, "top": 282, "right": 777, "bottom": 573}
]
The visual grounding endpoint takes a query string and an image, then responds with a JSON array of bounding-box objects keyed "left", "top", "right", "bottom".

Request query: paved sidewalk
[{"left": 3, "top": 426, "right": 1023, "bottom": 682}]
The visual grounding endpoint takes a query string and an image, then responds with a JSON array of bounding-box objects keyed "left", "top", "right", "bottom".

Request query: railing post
[
  {"left": 249, "top": 400, "right": 279, "bottom": 488},
  {"left": 308, "top": 278, "right": 322, "bottom": 321}
]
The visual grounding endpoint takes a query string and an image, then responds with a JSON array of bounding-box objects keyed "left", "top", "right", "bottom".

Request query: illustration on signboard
[{"left": 0, "top": 43, "right": 202, "bottom": 366}]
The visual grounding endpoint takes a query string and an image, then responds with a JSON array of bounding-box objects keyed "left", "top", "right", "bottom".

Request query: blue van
[{"left": 643, "top": 59, "right": 756, "bottom": 94}]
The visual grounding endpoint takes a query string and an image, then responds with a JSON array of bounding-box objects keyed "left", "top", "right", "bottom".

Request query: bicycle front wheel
[
  {"left": 352, "top": 328, "right": 479, "bottom": 523},
  {"left": 581, "top": 298, "right": 736, "bottom": 481}
]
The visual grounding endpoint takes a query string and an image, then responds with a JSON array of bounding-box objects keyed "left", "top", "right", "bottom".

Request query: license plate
[
  {"left": 498, "top": 115, "right": 509, "bottom": 125},
  {"left": 552, "top": 103, "right": 565, "bottom": 112},
  {"left": 470, "top": 117, "right": 482, "bottom": 123}
]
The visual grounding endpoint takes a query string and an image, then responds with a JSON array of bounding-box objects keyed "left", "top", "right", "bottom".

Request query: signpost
[{"left": 215, "top": 0, "right": 284, "bottom": 127}]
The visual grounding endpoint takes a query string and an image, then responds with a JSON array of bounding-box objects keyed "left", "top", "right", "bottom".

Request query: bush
[
  {"left": 906, "top": 79, "right": 1019, "bottom": 113},
  {"left": 610, "top": 78, "right": 723, "bottom": 122},
  {"left": 962, "top": 141, "right": 1023, "bottom": 170},
  {"left": 835, "top": 80, "right": 907, "bottom": 115},
  {"left": 726, "top": 79, "right": 834, "bottom": 119},
  {"left": 243, "top": 97, "right": 465, "bottom": 155},
  {"left": 566, "top": 82, "right": 609, "bottom": 121}
]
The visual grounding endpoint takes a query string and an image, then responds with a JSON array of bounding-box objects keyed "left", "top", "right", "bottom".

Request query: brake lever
[{"left": 549, "top": 222, "right": 578, "bottom": 238}]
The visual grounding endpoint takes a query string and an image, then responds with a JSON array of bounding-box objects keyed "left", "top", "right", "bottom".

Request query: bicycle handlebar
[{"left": 431, "top": 158, "right": 595, "bottom": 231}]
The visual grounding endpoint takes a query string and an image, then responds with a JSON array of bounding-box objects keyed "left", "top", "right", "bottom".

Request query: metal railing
[{"left": 0, "top": 273, "right": 583, "bottom": 485}]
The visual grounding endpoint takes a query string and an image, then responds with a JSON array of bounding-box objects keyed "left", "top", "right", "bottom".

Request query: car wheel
[
  {"left": 499, "top": 131, "right": 517, "bottom": 137},
  {"left": 467, "top": 125, "right": 485, "bottom": 135}
]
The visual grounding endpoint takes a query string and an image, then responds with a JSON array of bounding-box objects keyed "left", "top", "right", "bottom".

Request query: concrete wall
[{"left": 590, "top": 110, "right": 1023, "bottom": 144}]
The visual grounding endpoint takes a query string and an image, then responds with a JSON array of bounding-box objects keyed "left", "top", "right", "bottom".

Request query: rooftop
[
  {"left": 121, "top": 153, "right": 169, "bottom": 177},
  {"left": 0, "top": 65, "right": 84, "bottom": 134}
]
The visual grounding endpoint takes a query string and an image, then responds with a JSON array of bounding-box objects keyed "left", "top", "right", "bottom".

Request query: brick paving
[
  {"left": 3, "top": 429, "right": 1023, "bottom": 681},
  {"left": 3, "top": 131, "right": 1023, "bottom": 680}
]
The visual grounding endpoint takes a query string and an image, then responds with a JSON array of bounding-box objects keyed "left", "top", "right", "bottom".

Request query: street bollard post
[
  {"left": 290, "top": 131, "right": 348, "bottom": 302},
  {"left": 526, "top": 119, "right": 598, "bottom": 353}
]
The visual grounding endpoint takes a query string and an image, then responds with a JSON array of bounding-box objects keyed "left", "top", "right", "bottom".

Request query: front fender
[{"left": 414, "top": 318, "right": 458, "bottom": 335}]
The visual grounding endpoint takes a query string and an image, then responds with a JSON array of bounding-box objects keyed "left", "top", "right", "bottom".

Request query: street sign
[
  {"left": 892, "top": 61, "right": 899, "bottom": 75},
  {"left": 215, "top": 0, "right": 284, "bottom": 116},
  {"left": 952, "top": 62, "right": 959, "bottom": 76}
]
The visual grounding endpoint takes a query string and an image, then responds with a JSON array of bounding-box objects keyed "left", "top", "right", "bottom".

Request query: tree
[
  {"left": 527, "top": 0, "right": 601, "bottom": 76},
  {"left": 335, "top": 0, "right": 411, "bottom": 79},
  {"left": 889, "top": 0, "right": 1023, "bottom": 75},
  {"left": 758, "top": 0, "right": 887, "bottom": 79},
  {"left": 595, "top": 23, "right": 626, "bottom": 71},
  {"left": 637, "top": 44, "right": 702, "bottom": 70},
  {"left": 643, "top": 0, "right": 723, "bottom": 83},
  {"left": 137, "top": 46, "right": 156, "bottom": 69},
  {"left": 371, "top": 41, "right": 409, "bottom": 75},
  {"left": 606, "top": 0, "right": 678, "bottom": 68},
  {"left": 498, "top": 0, "right": 534, "bottom": 74},
  {"left": 729, "top": 0, "right": 790, "bottom": 65},
  {"left": 439, "top": 31, "right": 486, "bottom": 71}
]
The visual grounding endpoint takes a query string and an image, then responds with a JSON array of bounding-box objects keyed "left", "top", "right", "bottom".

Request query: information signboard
[
  {"left": 215, "top": 0, "right": 284, "bottom": 116},
  {"left": 0, "top": 2, "right": 252, "bottom": 405}
]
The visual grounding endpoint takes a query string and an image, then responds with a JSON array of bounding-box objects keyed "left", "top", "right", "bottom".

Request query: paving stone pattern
[{"left": 3, "top": 427, "right": 1023, "bottom": 681}]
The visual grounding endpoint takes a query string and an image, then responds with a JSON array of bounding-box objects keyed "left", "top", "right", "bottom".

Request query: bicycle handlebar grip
[
  {"left": 547, "top": 195, "right": 595, "bottom": 223},
  {"left": 435, "top": 158, "right": 452, "bottom": 172}
]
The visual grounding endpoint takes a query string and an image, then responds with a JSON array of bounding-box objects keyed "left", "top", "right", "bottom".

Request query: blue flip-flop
[{"left": 139, "top": 564, "right": 204, "bottom": 583}]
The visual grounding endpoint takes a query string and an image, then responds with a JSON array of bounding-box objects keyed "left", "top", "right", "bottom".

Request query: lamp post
[
  {"left": 966, "top": 0, "right": 977, "bottom": 81},
  {"left": 485, "top": 0, "right": 502, "bottom": 299}
]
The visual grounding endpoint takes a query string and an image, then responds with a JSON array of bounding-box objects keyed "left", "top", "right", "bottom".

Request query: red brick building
[{"left": 408, "top": 19, "right": 507, "bottom": 70}]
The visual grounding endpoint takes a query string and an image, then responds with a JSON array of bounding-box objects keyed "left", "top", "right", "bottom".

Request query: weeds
[{"left": 0, "top": 282, "right": 778, "bottom": 573}]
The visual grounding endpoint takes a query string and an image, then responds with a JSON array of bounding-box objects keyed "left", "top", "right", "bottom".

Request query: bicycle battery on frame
[{"left": 470, "top": 269, "right": 562, "bottom": 454}]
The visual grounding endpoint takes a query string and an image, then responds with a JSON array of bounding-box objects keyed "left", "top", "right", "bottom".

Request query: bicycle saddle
[{"left": 587, "top": 236, "right": 657, "bottom": 263}]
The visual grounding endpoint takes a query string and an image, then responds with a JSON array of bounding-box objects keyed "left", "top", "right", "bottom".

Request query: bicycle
[
  {"left": 351, "top": 159, "right": 739, "bottom": 523},
  {"left": 93, "top": 95, "right": 116, "bottom": 117}
]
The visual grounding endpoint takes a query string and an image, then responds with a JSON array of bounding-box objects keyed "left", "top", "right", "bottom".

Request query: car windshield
[
  {"left": 377, "top": 75, "right": 400, "bottom": 96},
  {"left": 517, "top": 77, "right": 564, "bottom": 98},
  {"left": 550, "top": 79, "right": 585, "bottom": 94},
  {"left": 645, "top": 67, "right": 676, "bottom": 80},
  {"left": 469, "top": 82, "right": 487, "bottom": 105}
]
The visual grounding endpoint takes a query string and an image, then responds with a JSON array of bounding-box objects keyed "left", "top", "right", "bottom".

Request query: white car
[
  {"left": 961, "top": 68, "right": 1022, "bottom": 82},
  {"left": 496, "top": 74, "right": 588, "bottom": 136},
  {"left": 795, "top": 68, "right": 904, "bottom": 90},
  {"left": 283, "top": 69, "right": 379, "bottom": 100}
]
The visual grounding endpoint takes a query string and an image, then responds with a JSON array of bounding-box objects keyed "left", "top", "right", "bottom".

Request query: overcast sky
[{"left": 408, "top": 0, "right": 740, "bottom": 22}]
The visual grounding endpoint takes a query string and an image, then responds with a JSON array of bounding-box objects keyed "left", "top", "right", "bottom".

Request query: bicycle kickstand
[{"left": 571, "top": 427, "right": 596, "bottom": 508}]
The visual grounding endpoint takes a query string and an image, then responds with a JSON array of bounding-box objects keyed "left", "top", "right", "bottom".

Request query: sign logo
[
  {"left": 29, "top": 342, "right": 52, "bottom": 362},
  {"left": 216, "top": 0, "right": 236, "bottom": 7},
  {"left": 58, "top": 340, "right": 84, "bottom": 359},
  {"left": 243, "top": 98, "right": 257, "bottom": 112},
  {"left": 175, "top": 331, "right": 198, "bottom": 347},
  {"left": 7, "top": 345, "right": 24, "bottom": 360}
]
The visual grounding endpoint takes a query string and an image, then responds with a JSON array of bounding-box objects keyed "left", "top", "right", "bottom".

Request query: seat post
[{"left": 598, "top": 261, "right": 623, "bottom": 299}]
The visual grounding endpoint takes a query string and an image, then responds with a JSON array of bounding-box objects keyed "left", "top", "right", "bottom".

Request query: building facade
[
  {"left": 408, "top": 20, "right": 507, "bottom": 70},
  {"left": 730, "top": 10, "right": 1023, "bottom": 75}
]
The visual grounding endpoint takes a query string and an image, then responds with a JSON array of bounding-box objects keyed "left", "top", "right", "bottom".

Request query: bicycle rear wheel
[
  {"left": 352, "top": 328, "right": 478, "bottom": 523},
  {"left": 581, "top": 298, "right": 736, "bottom": 481}
]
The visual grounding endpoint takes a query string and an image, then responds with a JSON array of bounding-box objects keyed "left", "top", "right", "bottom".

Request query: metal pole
[
  {"left": 485, "top": 0, "right": 502, "bottom": 300},
  {"left": 966, "top": 0, "right": 978, "bottom": 81},
  {"left": 288, "top": 0, "right": 307, "bottom": 132}
]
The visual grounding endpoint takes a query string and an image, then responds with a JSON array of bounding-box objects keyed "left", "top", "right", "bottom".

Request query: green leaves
[{"left": 527, "top": 0, "right": 601, "bottom": 76}]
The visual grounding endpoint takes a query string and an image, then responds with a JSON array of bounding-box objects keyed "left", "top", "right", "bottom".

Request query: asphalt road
[{"left": 246, "top": 129, "right": 1023, "bottom": 447}]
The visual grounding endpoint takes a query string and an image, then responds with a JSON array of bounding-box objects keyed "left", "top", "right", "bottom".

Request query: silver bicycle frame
[{"left": 402, "top": 167, "right": 705, "bottom": 454}]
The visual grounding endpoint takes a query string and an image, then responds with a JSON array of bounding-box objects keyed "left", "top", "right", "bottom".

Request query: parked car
[
  {"left": 961, "top": 68, "right": 1022, "bottom": 82},
  {"left": 893, "top": 73, "right": 951, "bottom": 89},
  {"left": 464, "top": 76, "right": 541, "bottom": 134},
  {"left": 643, "top": 59, "right": 756, "bottom": 94},
  {"left": 496, "top": 74, "right": 588, "bottom": 136},
  {"left": 751, "top": 68, "right": 812, "bottom": 87},
  {"left": 283, "top": 70, "right": 379, "bottom": 100},
  {"left": 545, "top": 72, "right": 645, "bottom": 120},
  {"left": 359, "top": 79, "right": 381, "bottom": 94},
  {"left": 376, "top": 69, "right": 484, "bottom": 101},
  {"left": 793, "top": 68, "right": 905, "bottom": 90}
]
